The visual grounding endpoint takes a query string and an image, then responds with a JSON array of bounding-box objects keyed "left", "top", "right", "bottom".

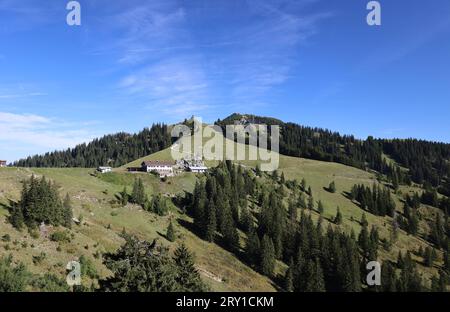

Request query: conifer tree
[
  {"left": 131, "top": 178, "right": 146, "bottom": 207},
  {"left": 424, "top": 246, "right": 434, "bottom": 267},
  {"left": 328, "top": 181, "right": 336, "bottom": 193},
  {"left": 240, "top": 203, "right": 253, "bottom": 233},
  {"left": 9, "top": 203, "right": 24, "bottom": 230},
  {"left": 62, "top": 193, "right": 73, "bottom": 228},
  {"left": 260, "top": 235, "right": 275, "bottom": 277},
  {"left": 173, "top": 243, "right": 207, "bottom": 292},
  {"left": 205, "top": 200, "right": 217, "bottom": 242},
  {"left": 220, "top": 200, "right": 239, "bottom": 251},
  {"left": 284, "top": 259, "right": 294, "bottom": 292},
  {"left": 334, "top": 207, "right": 343, "bottom": 225},
  {"left": 409, "top": 209, "right": 419, "bottom": 236},
  {"left": 300, "top": 178, "right": 306, "bottom": 192},
  {"left": 307, "top": 195, "right": 314, "bottom": 210},
  {"left": 99, "top": 235, "right": 179, "bottom": 292},
  {"left": 297, "top": 193, "right": 306, "bottom": 209},
  {"left": 430, "top": 213, "right": 445, "bottom": 249},
  {"left": 358, "top": 219, "right": 370, "bottom": 258},
  {"left": 120, "top": 187, "right": 128, "bottom": 206},
  {"left": 166, "top": 221, "right": 176, "bottom": 242},
  {"left": 305, "top": 258, "right": 325, "bottom": 292},
  {"left": 192, "top": 181, "right": 207, "bottom": 232},
  {"left": 245, "top": 229, "right": 261, "bottom": 266},
  {"left": 13, "top": 175, "right": 72, "bottom": 230},
  {"left": 317, "top": 200, "right": 324, "bottom": 214}
]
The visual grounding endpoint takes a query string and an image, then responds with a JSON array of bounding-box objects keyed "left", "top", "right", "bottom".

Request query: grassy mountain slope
[
  {"left": 121, "top": 126, "right": 446, "bottom": 284},
  {"left": 0, "top": 167, "right": 275, "bottom": 291},
  {"left": 1, "top": 123, "right": 447, "bottom": 291}
]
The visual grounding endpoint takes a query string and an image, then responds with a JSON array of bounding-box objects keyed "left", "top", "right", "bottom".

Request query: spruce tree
[
  {"left": 424, "top": 246, "right": 434, "bottom": 267},
  {"left": 317, "top": 200, "right": 324, "bottom": 214},
  {"left": 280, "top": 172, "right": 286, "bottom": 184},
  {"left": 308, "top": 195, "right": 314, "bottom": 210},
  {"left": 9, "top": 203, "right": 24, "bottom": 230},
  {"left": 240, "top": 203, "right": 253, "bottom": 233},
  {"left": 120, "top": 186, "right": 128, "bottom": 206},
  {"left": 166, "top": 221, "right": 176, "bottom": 242},
  {"left": 358, "top": 219, "right": 370, "bottom": 258},
  {"left": 284, "top": 259, "right": 294, "bottom": 292},
  {"left": 245, "top": 229, "right": 261, "bottom": 266},
  {"left": 173, "top": 243, "right": 207, "bottom": 292},
  {"left": 288, "top": 199, "right": 298, "bottom": 222},
  {"left": 193, "top": 181, "right": 207, "bottom": 233},
  {"left": 300, "top": 178, "right": 306, "bottom": 192},
  {"left": 334, "top": 207, "right": 343, "bottom": 225},
  {"left": 220, "top": 200, "right": 239, "bottom": 251},
  {"left": 205, "top": 200, "right": 217, "bottom": 242},
  {"left": 305, "top": 258, "right": 325, "bottom": 292},
  {"left": 131, "top": 178, "right": 145, "bottom": 207},
  {"left": 328, "top": 181, "right": 336, "bottom": 193},
  {"left": 62, "top": 193, "right": 73, "bottom": 228},
  {"left": 260, "top": 235, "right": 275, "bottom": 277}
]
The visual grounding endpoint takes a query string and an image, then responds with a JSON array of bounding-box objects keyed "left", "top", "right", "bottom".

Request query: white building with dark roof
[
  {"left": 142, "top": 160, "right": 175, "bottom": 177},
  {"left": 188, "top": 165, "right": 208, "bottom": 173},
  {"left": 97, "top": 166, "right": 112, "bottom": 173}
]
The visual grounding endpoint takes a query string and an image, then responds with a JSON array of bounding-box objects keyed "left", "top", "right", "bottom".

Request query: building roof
[
  {"left": 0, "top": 160, "right": 6, "bottom": 163},
  {"left": 189, "top": 166, "right": 208, "bottom": 170},
  {"left": 142, "top": 160, "right": 175, "bottom": 167}
]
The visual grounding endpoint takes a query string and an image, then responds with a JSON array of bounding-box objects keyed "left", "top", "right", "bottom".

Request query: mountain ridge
[{"left": 12, "top": 113, "right": 450, "bottom": 194}]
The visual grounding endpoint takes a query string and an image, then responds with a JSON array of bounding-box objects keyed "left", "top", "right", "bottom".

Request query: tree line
[
  {"left": 13, "top": 124, "right": 172, "bottom": 168},
  {"left": 216, "top": 113, "right": 450, "bottom": 190}
]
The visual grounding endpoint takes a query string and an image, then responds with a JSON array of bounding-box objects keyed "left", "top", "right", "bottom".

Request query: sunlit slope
[
  {"left": 1, "top": 126, "right": 444, "bottom": 290},
  {"left": 0, "top": 167, "right": 275, "bottom": 291},
  {"left": 120, "top": 127, "right": 445, "bottom": 284}
]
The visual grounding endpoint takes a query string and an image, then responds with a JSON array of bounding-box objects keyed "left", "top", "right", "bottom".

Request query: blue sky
[{"left": 1, "top": 0, "right": 450, "bottom": 162}]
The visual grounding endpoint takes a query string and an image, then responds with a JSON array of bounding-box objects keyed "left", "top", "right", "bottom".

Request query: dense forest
[
  {"left": 187, "top": 161, "right": 449, "bottom": 291},
  {"left": 13, "top": 124, "right": 172, "bottom": 168},
  {"left": 216, "top": 113, "right": 450, "bottom": 191}
]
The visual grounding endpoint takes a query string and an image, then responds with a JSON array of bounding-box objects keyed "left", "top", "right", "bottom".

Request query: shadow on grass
[
  {"left": 156, "top": 230, "right": 169, "bottom": 241},
  {"left": 322, "top": 186, "right": 335, "bottom": 193},
  {"left": 342, "top": 191, "right": 353, "bottom": 200},
  {"left": 0, "top": 199, "right": 17, "bottom": 212}
]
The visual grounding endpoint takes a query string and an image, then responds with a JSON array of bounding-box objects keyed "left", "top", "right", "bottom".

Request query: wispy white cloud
[
  {"left": 0, "top": 92, "right": 47, "bottom": 99},
  {"left": 91, "top": 2, "right": 187, "bottom": 65},
  {"left": 119, "top": 57, "right": 211, "bottom": 117},
  {"left": 90, "top": 0, "right": 331, "bottom": 117},
  {"left": 0, "top": 112, "right": 99, "bottom": 160},
  {"left": 225, "top": 1, "right": 333, "bottom": 105}
]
